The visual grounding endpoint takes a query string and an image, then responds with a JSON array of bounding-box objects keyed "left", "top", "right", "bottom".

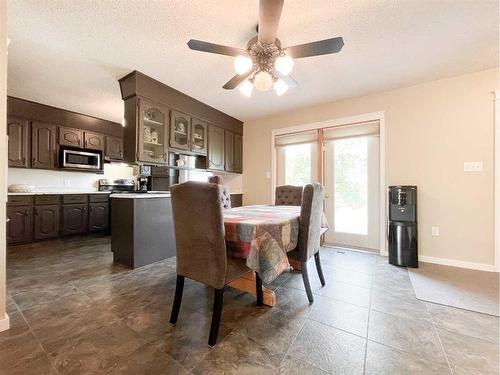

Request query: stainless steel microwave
[{"left": 60, "top": 146, "right": 103, "bottom": 171}]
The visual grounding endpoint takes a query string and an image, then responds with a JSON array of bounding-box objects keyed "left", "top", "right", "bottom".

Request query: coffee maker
[
  {"left": 137, "top": 176, "right": 148, "bottom": 192},
  {"left": 134, "top": 165, "right": 151, "bottom": 192}
]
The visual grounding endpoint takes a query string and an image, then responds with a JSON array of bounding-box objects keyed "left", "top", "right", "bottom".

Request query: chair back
[
  {"left": 208, "top": 175, "right": 231, "bottom": 209},
  {"left": 296, "top": 183, "right": 324, "bottom": 261},
  {"left": 170, "top": 181, "right": 227, "bottom": 289},
  {"left": 275, "top": 185, "right": 303, "bottom": 206}
]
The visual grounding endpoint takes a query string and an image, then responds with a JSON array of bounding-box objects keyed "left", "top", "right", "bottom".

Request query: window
[
  {"left": 284, "top": 143, "right": 312, "bottom": 185},
  {"left": 333, "top": 137, "right": 368, "bottom": 234}
]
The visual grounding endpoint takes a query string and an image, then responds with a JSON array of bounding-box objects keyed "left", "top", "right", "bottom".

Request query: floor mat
[{"left": 408, "top": 262, "right": 499, "bottom": 316}]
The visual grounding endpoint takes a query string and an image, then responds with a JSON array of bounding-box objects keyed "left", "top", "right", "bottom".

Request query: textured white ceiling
[{"left": 7, "top": 0, "right": 499, "bottom": 123}]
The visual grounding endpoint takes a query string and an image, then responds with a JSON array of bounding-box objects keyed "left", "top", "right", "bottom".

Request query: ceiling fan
[{"left": 187, "top": 0, "right": 344, "bottom": 97}]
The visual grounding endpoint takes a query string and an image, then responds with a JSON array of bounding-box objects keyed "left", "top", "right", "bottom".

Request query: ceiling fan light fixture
[
  {"left": 274, "top": 54, "right": 293, "bottom": 75},
  {"left": 273, "top": 78, "right": 288, "bottom": 96},
  {"left": 253, "top": 71, "right": 273, "bottom": 91},
  {"left": 238, "top": 80, "right": 254, "bottom": 97},
  {"left": 234, "top": 55, "right": 253, "bottom": 75}
]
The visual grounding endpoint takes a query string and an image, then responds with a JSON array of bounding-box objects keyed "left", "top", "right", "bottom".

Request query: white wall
[
  {"left": 8, "top": 163, "right": 133, "bottom": 191},
  {"left": 243, "top": 68, "right": 499, "bottom": 270},
  {"left": 0, "top": 0, "right": 9, "bottom": 332}
]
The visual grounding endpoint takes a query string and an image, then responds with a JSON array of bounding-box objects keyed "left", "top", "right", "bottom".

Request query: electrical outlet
[
  {"left": 63, "top": 179, "right": 71, "bottom": 187},
  {"left": 464, "top": 161, "right": 483, "bottom": 172},
  {"left": 431, "top": 226, "right": 440, "bottom": 236}
]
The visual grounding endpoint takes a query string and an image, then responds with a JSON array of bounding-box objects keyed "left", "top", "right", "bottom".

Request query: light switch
[
  {"left": 265, "top": 171, "right": 271, "bottom": 179},
  {"left": 431, "top": 226, "right": 440, "bottom": 236},
  {"left": 464, "top": 161, "right": 483, "bottom": 172}
]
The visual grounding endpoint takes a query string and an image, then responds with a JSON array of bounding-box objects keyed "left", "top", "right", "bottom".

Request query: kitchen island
[{"left": 110, "top": 192, "right": 176, "bottom": 268}]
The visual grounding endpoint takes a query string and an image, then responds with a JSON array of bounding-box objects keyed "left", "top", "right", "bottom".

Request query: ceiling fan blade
[
  {"left": 258, "top": 0, "right": 284, "bottom": 44},
  {"left": 187, "top": 39, "right": 247, "bottom": 57},
  {"left": 223, "top": 71, "right": 253, "bottom": 90},
  {"left": 286, "top": 37, "right": 344, "bottom": 59},
  {"left": 273, "top": 70, "right": 298, "bottom": 88}
]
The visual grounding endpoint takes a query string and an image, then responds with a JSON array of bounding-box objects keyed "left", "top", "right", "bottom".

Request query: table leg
[
  {"left": 228, "top": 271, "right": 276, "bottom": 307},
  {"left": 288, "top": 258, "right": 302, "bottom": 271}
]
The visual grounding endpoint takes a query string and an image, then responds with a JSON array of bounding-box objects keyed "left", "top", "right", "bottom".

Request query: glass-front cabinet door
[
  {"left": 138, "top": 98, "right": 168, "bottom": 165},
  {"left": 190, "top": 118, "right": 208, "bottom": 154},
  {"left": 170, "top": 111, "right": 191, "bottom": 151}
]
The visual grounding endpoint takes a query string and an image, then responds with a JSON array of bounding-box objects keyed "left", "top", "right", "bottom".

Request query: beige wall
[
  {"left": 243, "top": 68, "right": 499, "bottom": 267},
  {"left": 0, "top": 0, "right": 8, "bottom": 329}
]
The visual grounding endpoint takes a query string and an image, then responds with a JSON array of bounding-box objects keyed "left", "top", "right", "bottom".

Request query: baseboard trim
[
  {"left": 0, "top": 313, "right": 10, "bottom": 333},
  {"left": 419, "top": 255, "right": 499, "bottom": 272}
]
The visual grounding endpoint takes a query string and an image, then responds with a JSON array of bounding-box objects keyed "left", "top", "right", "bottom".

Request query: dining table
[{"left": 223, "top": 204, "right": 327, "bottom": 307}]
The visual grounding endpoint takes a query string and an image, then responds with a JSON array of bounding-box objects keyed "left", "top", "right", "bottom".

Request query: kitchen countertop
[
  {"left": 8, "top": 191, "right": 111, "bottom": 196},
  {"left": 110, "top": 192, "right": 171, "bottom": 198}
]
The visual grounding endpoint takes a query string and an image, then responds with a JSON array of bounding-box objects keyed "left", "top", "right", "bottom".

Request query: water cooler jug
[{"left": 387, "top": 186, "right": 418, "bottom": 268}]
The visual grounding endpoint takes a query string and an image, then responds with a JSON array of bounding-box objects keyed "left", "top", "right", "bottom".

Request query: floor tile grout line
[
  {"left": 307, "top": 315, "right": 368, "bottom": 340},
  {"left": 10, "top": 295, "right": 61, "bottom": 374},
  {"left": 362, "top": 256, "right": 376, "bottom": 375},
  {"left": 274, "top": 283, "right": 317, "bottom": 371},
  {"left": 426, "top": 302, "right": 455, "bottom": 375}
]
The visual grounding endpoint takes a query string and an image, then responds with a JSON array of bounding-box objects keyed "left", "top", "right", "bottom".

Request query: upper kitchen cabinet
[
  {"left": 31, "top": 122, "right": 57, "bottom": 170},
  {"left": 234, "top": 133, "right": 242, "bottom": 173},
  {"left": 118, "top": 71, "right": 243, "bottom": 168},
  {"left": 105, "top": 136, "right": 123, "bottom": 161},
  {"left": 84, "top": 131, "right": 105, "bottom": 151},
  {"left": 59, "top": 126, "right": 83, "bottom": 147},
  {"left": 225, "top": 130, "right": 235, "bottom": 172},
  {"left": 191, "top": 118, "right": 208, "bottom": 154},
  {"left": 7, "top": 116, "right": 30, "bottom": 168},
  {"left": 224, "top": 130, "right": 243, "bottom": 174},
  {"left": 138, "top": 98, "right": 169, "bottom": 165},
  {"left": 170, "top": 111, "right": 191, "bottom": 151},
  {"left": 208, "top": 125, "right": 225, "bottom": 171}
]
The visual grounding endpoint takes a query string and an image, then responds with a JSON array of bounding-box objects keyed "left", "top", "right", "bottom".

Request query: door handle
[{"left": 325, "top": 192, "right": 330, "bottom": 199}]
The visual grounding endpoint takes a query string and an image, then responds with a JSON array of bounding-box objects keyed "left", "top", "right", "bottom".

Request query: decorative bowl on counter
[{"left": 8, "top": 184, "right": 35, "bottom": 193}]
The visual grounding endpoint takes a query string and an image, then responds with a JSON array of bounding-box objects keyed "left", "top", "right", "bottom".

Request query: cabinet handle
[{"left": 35, "top": 208, "right": 39, "bottom": 215}]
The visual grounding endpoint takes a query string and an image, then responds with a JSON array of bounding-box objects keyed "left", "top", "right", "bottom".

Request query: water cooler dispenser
[{"left": 387, "top": 186, "right": 418, "bottom": 268}]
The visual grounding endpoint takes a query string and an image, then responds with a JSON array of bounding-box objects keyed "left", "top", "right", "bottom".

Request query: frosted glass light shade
[
  {"left": 253, "top": 71, "right": 273, "bottom": 91},
  {"left": 273, "top": 78, "right": 288, "bottom": 96},
  {"left": 238, "top": 80, "right": 253, "bottom": 97},
  {"left": 275, "top": 55, "right": 294, "bottom": 75},
  {"left": 234, "top": 55, "right": 253, "bottom": 75}
]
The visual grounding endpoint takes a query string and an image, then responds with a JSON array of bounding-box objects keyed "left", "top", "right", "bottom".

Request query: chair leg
[
  {"left": 301, "top": 261, "right": 314, "bottom": 303},
  {"left": 314, "top": 252, "right": 326, "bottom": 287},
  {"left": 208, "top": 287, "right": 225, "bottom": 347},
  {"left": 170, "top": 275, "right": 185, "bottom": 324},
  {"left": 256, "top": 273, "right": 263, "bottom": 306}
]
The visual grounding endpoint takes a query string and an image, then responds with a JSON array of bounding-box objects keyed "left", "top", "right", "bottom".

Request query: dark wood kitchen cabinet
[
  {"left": 7, "top": 206, "right": 34, "bottom": 244},
  {"left": 62, "top": 204, "right": 88, "bottom": 235},
  {"left": 88, "top": 202, "right": 109, "bottom": 231},
  {"left": 31, "top": 122, "right": 57, "bottom": 170},
  {"left": 34, "top": 204, "right": 60, "bottom": 240},
  {"left": 234, "top": 133, "right": 242, "bottom": 173},
  {"left": 190, "top": 118, "right": 208, "bottom": 154},
  {"left": 105, "top": 136, "right": 123, "bottom": 160},
  {"left": 84, "top": 131, "right": 105, "bottom": 151},
  {"left": 208, "top": 125, "right": 225, "bottom": 171},
  {"left": 224, "top": 130, "right": 235, "bottom": 172},
  {"left": 137, "top": 98, "right": 169, "bottom": 165},
  {"left": 58, "top": 127, "right": 83, "bottom": 147},
  {"left": 170, "top": 111, "right": 191, "bottom": 151},
  {"left": 7, "top": 117, "right": 30, "bottom": 168}
]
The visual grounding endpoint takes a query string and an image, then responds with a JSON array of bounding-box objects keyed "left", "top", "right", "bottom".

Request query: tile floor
[{"left": 1, "top": 234, "right": 498, "bottom": 374}]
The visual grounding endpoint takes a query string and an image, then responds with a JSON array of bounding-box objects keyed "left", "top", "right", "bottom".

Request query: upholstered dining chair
[
  {"left": 169, "top": 181, "right": 263, "bottom": 346},
  {"left": 287, "top": 183, "right": 326, "bottom": 303},
  {"left": 275, "top": 185, "right": 303, "bottom": 206},
  {"left": 208, "top": 175, "right": 231, "bottom": 209}
]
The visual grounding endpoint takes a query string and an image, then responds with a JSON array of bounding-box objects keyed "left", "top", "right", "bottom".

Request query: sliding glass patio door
[{"left": 323, "top": 123, "right": 380, "bottom": 251}]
